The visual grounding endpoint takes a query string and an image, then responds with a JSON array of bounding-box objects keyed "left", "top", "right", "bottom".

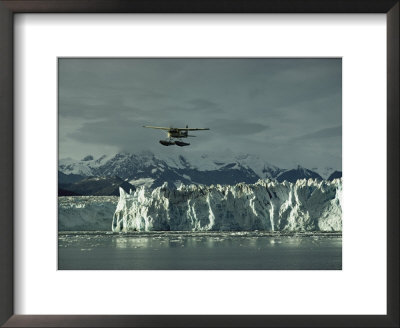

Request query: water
[{"left": 58, "top": 231, "right": 342, "bottom": 270}]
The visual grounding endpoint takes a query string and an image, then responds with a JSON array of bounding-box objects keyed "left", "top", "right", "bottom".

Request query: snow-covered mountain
[
  {"left": 59, "top": 152, "right": 281, "bottom": 188},
  {"left": 311, "top": 167, "right": 335, "bottom": 180},
  {"left": 328, "top": 171, "right": 342, "bottom": 181},
  {"left": 59, "top": 154, "right": 110, "bottom": 176},
  {"left": 276, "top": 166, "right": 323, "bottom": 183},
  {"left": 59, "top": 152, "right": 340, "bottom": 189},
  {"left": 112, "top": 178, "right": 342, "bottom": 232}
]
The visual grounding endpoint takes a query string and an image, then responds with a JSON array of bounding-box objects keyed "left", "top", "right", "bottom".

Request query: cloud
[
  {"left": 186, "top": 98, "right": 219, "bottom": 111},
  {"left": 296, "top": 125, "right": 342, "bottom": 140},
  {"left": 67, "top": 118, "right": 151, "bottom": 146},
  {"left": 208, "top": 119, "right": 269, "bottom": 136},
  {"left": 58, "top": 58, "right": 342, "bottom": 170}
]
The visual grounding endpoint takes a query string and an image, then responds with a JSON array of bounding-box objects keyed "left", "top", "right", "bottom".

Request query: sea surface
[{"left": 58, "top": 231, "right": 342, "bottom": 270}]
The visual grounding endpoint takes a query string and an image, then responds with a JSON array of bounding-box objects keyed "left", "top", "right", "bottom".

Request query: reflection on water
[{"left": 58, "top": 231, "right": 342, "bottom": 270}]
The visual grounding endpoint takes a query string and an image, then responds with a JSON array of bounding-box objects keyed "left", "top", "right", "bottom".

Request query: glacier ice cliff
[
  {"left": 112, "top": 179, "right": 342, "bottom": 232},
  {"left": 59, "top": 196, "right": 118, "bottom": 231}
]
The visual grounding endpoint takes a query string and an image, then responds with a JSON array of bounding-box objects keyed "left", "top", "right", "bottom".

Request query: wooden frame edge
[
  {"left": 0, "top": 0, "right": 14, "bottom": 327},
  {"left": 0, "top": 0, "right": 398, "bottom": 327}
]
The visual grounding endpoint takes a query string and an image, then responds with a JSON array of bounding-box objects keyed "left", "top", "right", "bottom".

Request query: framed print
[
  {"left": 57, "top": 57, "right": 343, "bottom": 271},
  {"left": 0, "top": 1, "right": 398, "bottom": 327}
]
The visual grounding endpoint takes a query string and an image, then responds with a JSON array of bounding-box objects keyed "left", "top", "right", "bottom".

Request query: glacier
[
  {"left": 59, "top": 196, "right": 118, "bottom": 231},
  {"left": 112, "top": 178, "right": 342, "bottom": 232}
]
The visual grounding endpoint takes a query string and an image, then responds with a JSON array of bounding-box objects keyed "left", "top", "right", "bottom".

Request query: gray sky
[{"left": 59, "top": 58, "right": 341, "bottom": 170}]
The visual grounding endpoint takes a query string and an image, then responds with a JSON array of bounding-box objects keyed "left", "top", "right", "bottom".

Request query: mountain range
[{"left": 58, "top": 151, "right": 342, "bottom": 196}]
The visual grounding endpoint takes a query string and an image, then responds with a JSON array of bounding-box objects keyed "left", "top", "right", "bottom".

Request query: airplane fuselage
[{"left": 168, "top": 129, "right": 188, "bottom": 138}]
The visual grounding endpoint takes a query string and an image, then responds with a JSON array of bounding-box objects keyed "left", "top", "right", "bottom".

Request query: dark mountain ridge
[
  {"left": 276, "top": 166, "right": 323, "bottom": 183},
  {"left": 59, "top": 176, "right": 135, "bottom": 196}
]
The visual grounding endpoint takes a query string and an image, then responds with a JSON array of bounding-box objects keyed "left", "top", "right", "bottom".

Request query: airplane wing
[
  {"left": 143, "top": 126, "right": 171, "bottom": 130},
  {"left": 177, "top": 128, "right": 210, "bottom": 131}
]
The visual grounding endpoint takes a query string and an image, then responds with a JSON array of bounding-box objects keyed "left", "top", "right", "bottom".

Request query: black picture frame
[{"left": 0, "top": 0, "right": 398, "bottom": 327}]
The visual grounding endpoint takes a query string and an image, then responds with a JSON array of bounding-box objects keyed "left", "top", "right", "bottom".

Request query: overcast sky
[{"left": 59, "top": 58, "right": 341, "bottom": 170}]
